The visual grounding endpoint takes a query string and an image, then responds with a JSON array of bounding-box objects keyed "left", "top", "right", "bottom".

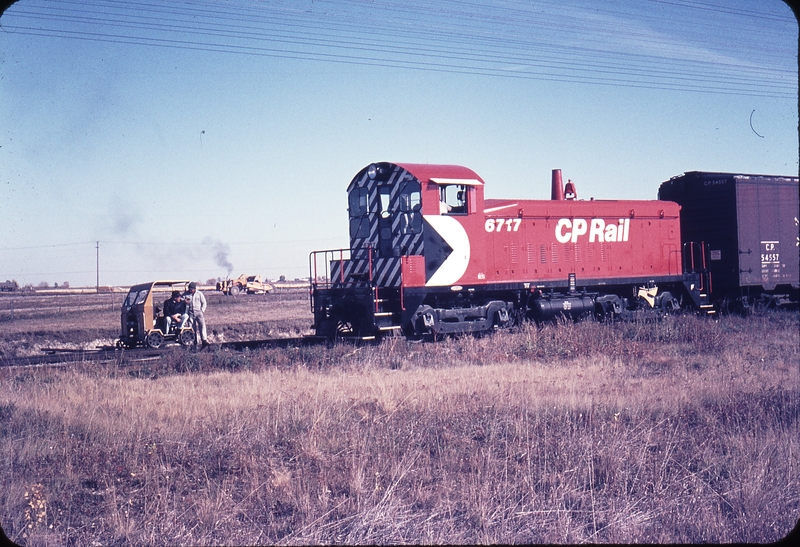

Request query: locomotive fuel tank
[{"left": 530, "top": 295, "right": 596, "bottom": 323}]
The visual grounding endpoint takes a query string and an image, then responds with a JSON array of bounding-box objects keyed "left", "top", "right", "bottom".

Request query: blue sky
[{"left": 1, "top": 0, "right": 797, "bottom": 288}]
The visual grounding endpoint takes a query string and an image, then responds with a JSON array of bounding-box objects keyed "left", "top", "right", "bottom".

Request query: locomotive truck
[{"left": 309, "top": 162, "right": 798, "bottom": 340}]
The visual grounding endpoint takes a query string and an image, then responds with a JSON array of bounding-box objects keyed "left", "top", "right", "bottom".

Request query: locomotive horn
[
  {"left": 551, "top": 169, "right": 565, "bottom": 200},
  {"left": 564, "top": 179, "right": 578, "bottom": 200}
]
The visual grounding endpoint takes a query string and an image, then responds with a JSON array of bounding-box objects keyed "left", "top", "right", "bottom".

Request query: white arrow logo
[{"left": 423, "top": 215, "right": 471, "bottom": 286}]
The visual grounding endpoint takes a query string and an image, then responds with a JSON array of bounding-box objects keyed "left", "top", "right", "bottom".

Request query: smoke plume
[{"left": 203, "top": 237, "right": 233, "bottom": 276}]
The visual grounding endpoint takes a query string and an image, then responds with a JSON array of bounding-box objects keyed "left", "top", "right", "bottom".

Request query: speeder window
[
  {"left": 123, "top": 290, "right": 140, "bottom": 307},
  {"left": 134, "top": 289, "right": 149, "bottom": 305}
]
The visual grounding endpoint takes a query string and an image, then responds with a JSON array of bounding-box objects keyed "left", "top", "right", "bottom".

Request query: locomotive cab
[{"left": 310, "top": 162, "right": 491, "bottom": 338}]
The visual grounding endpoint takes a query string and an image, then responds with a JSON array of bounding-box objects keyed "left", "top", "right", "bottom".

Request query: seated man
[{"left": 163, "top": 290, "right": 187, "bottom": 334}]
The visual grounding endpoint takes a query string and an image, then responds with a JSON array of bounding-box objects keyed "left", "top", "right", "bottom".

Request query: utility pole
[{"left": 96, "top": 241, "right": 99, "bottom": 293}]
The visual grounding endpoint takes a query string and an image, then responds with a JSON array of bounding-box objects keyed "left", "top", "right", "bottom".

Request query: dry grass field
[{"left": 0, "top": 291, "right": 798, "bottom": 545}]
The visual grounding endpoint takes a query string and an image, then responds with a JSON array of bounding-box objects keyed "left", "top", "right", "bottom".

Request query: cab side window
[
  {"left": 399, "top": 181, "right": 422, "bottom": 234},
  {"left": 440, "top": 184, "right": 468, "bottom": 215},
  {"left": 349, "top": 187, "right": 368, "bottom": 217},
  {"left": 348, "top": 187, "right": 370, "bottom": 239}
]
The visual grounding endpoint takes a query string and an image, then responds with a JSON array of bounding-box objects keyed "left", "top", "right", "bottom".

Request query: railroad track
[{"left": 0, "top": 336, "right": 338, "bottom": 369}]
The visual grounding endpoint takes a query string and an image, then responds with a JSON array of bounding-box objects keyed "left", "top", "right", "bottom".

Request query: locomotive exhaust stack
[{"left": 551, "top": 169, "right": 564, "bottom": 200}]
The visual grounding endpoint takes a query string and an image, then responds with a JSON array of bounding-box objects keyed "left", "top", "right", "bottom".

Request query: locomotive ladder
[
  {"left": 358, "top": 246, "right": 402, "bottom": 333},
  {"left": 373, "top": 289, "right": 403, "bottom": 334},
  {"left": 683, "top": 241, "right": 716, "bottom": 314}
]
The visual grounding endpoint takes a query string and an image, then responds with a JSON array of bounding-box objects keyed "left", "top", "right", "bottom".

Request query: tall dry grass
[{"left": 1, "top": 312, "right": 798, "bottom": 544}]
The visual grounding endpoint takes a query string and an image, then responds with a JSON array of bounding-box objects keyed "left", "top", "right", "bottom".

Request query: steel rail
[{"left": 0, "top": 335, "right": 363, "bottom": 369}]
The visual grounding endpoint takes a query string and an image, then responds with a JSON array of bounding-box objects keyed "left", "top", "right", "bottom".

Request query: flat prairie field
[
  {"left": 0, "top": 289, "right": 313, "bottom": 356},
  {"left": 0, "top": 292, "right": 798, "bottom": 545}
]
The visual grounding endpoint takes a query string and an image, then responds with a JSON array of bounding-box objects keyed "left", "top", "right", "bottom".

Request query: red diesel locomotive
[{"left": 309, "top": 162, "right": 798, "bottom": 339}]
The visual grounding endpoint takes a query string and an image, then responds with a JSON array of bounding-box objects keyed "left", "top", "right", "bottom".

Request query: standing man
[{"left": 185, "top": 282, "right": 210, "bottom": 350}]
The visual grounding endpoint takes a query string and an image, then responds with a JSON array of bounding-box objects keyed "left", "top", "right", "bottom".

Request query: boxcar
[{"left": 659, "top": 171, "right": 799, "bottom": 312}]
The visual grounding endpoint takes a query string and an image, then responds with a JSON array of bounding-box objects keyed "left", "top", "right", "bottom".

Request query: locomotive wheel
[
  {"left": 752, "top": 294, "right": 772, "bottom": 316},
  {"left": 318, "top": 318, "right": 357, "bottom": 339},
  {"left": 336, "top": 320, "right": 355, "bottom": 336},
  {"left": 660, "top": 292, "right": 680, "bottom": 315},
  {"left": 178, "top": 330, "right": 196, "bottom": 346},
  {"left": 723, "top": 298, "right": 735, "bottom": 315},
  {"left": 723, "top": 296, "right": 745, "bottom": 316},
  {"left": 145, "top": 331, "right": 164, "bottom": 349}
]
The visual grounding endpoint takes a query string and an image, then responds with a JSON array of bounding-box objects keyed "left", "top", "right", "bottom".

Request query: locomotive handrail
[
  {"left": 683, "top": 241, "right": 703, "bottom": 273},
  {"left": 682, "top": 241, "right": 712, "bottom": 293},
  {"left": 309, "top": 248, "right": 348, "bottom": 291},
  {"left": 308, "top": 246, "right": 375, "bottom": 291}
]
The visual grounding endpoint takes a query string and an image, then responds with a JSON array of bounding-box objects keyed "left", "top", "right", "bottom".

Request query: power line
[
  {"left": 22, "top": 0, "right": 794, "bottom": 70},
  {"left": 13, "top": 5, "right": 794, "bottom": 78},
  {"left": 2, "top": 0, "right": 795, "bottom": 98},
  {"left": 4, "top": 22, "right": 792, "bottom": 98},
  {"left": 0, "top": 241, "right": 98, "bottom": 251},
  {"left": 1, "top": 238, "right": 345, "bottom": 252}
]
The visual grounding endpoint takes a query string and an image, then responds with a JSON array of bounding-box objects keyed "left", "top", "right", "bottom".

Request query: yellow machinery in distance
[{"left": 216, "top": 274, "right": 274, "bottom": 296}]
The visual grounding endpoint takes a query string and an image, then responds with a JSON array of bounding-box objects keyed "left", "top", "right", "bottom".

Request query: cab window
[
  {"left": 401, "top": 212, "right": 422, "bottom": 234},
  {"left": 348, "top": 187, "right": 369, "bottom": 217},
  {"left": 398, "top": 181, "right": 422, "bottom": 233},
  {"left": 350, "top": 217, "right": 370, "bottom": 238},
  {"left": 439, "top": 184, "right": 468, "bottom": 215},
  {"left": 399, "top": 190, "right": 421, "bottom": 212},
  {"left": 379, "top": 188, "right": 392, "bottom": 219}
]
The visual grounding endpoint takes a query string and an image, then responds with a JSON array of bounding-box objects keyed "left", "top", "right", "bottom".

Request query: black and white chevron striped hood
[{"left": 331, "top": 163, "right": 425, "bottom": 288}]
